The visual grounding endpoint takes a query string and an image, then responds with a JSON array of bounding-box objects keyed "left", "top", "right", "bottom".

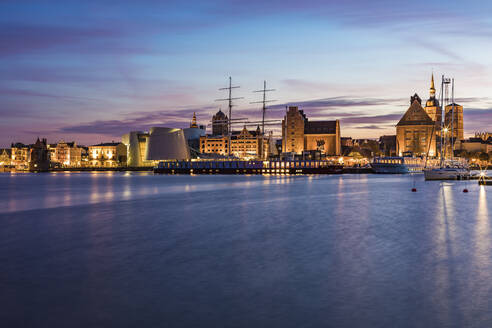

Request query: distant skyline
[{"left": 1, "top": 0, "right": 492, "bottom": 147}]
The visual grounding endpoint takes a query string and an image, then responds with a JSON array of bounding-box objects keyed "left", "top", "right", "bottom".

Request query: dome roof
[
  {"left": 426, "top": 97, "right": 439, "bottom": 107},
  {"left": 214, "top": 109, "right": 226, "bottom": 119}
]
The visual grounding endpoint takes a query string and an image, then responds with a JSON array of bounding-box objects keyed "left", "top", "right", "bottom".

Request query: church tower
[
  {"left": 424, "top": 74, "right": 442, "bottom": 153},
  {"left": 424, "top": 74, "right": 441, "bottom": 127}
]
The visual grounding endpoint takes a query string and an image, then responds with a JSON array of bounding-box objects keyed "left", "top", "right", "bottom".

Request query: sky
[{"left": 1, "top": 0, "right": 492, "bottom": 147}]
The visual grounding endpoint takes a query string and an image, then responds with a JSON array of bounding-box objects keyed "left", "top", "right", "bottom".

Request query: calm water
[{"left": 1, "top": 172, "right": 491, "bottom": 327}]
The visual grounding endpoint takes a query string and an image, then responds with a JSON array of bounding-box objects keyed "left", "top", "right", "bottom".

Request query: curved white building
[
  {"left": 123, "top": 127, "right": 190, "bottom": 166},
  {"left": 146, "top": 127, "right": 190, "bottom": 161}
]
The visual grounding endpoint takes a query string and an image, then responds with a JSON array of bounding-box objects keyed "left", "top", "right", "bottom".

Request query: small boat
[
  {"left": 424, "top": 167, "right": 470, "bottom": 180},
  {"left": 424, "top": 159, "right": 470, "bottom": 180}
]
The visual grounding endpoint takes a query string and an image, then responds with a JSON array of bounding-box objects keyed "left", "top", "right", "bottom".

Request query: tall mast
[
  {"left": 451, "top": 78, "right": 455, "bottom": 156},
  {"left": 440, "top": 75, "right": 444, "bottom": 166},
  {"left": 440, "top": 75, "right": 451, "bottom": 163},
  {"left": 252, "top": 80, "right": 276, "bottom": 135},
  {"left": 216, "top": 77, "right": 242, "bottom": 156},
  {"left": 251, "top": 81, "right": 276, "bottom": 159}
]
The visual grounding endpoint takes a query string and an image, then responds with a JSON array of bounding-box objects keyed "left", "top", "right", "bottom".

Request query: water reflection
[
  {"left": 473, "top": 186, "right": 490, "bottom": 275},
  {"left": 1, "top": 172, "right": 492, "bottom": 327}
]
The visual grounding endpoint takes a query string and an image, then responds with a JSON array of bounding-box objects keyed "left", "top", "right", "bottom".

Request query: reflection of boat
[{"left": 371, "top": 157, "right": 431, "bottom": 173}]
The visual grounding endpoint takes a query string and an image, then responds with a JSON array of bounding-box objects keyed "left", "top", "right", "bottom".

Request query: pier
[{"left": 154, "top": 160, "right": 344, "bottom": 175}]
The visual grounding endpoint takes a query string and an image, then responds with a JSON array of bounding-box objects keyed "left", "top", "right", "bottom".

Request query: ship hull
[
  {"left": 370, "top": 163, "right": 409, "bottom": 174},
  {"left": 424, "top": 168, "right": 470, "bottom": 180}
]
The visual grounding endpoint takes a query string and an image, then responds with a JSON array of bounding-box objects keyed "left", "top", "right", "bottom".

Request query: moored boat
[
  {"left": 154, "top": 160, "right": 343, "bottom": 175},
  {"left": 371, "top": 156, "right": 431, "bottom": 173},
  {"left": 424, "top": 159, "right": 470, "bottom": 180}
]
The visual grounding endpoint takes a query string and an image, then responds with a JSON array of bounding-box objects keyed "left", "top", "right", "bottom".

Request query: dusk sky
[{"left": 1, "top": 0, "right": 492, "bottom": 147}]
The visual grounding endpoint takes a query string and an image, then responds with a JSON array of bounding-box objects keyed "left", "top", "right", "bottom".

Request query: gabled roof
[
  {"left": 0, "top": 149, "right": 12, "bottom": 156},
  {"left": 397, "top": 100, "right": 434, "bottom": 126}
]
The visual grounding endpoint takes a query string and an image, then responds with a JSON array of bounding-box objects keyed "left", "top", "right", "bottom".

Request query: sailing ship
[{"left": 424, "top": 76, "right": 470, "bottom": 180}]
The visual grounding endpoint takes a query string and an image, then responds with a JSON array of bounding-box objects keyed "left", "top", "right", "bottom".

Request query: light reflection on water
[
  {"left": 0, "top": 172, "right": 491, "bottom": 327},
  {"left": 1, "top": 173, "right": 303, "bottom": 213}
]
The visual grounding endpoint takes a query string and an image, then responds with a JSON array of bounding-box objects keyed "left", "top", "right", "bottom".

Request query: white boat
[
  {"left": 424, "top": 167, "right": 470, "bottom": 180},
  {"left": 424, "top": 159, "right": 470, "bottom": 180}
]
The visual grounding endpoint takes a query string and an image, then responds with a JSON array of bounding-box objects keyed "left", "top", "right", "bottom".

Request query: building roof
[
  {"left": 425, "top": 97, "right": 439, "bottom": 107},
  {"left": 213, "top": 109, "right": 227, "bottom": 119},
  {"left": 11, "top": 142, "right": 29, "bottom": 148},
  {"left": 304, "top": 121, "right": 337, "bottom": 134},
  {"left": 397, "top": 99, "right": 434, "bottom": 126},
  {"left": 379, "top": 135, "right": 396, "bottom": 141},
  {"left": 90, "top": 142, "right": 121, "bottom": 147},
  {"left": 463, "top": 137, "right": 492, "bottom": 144}
]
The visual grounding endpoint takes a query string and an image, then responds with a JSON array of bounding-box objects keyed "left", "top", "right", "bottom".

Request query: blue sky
[{"left": 1, "top": 0, "right": 492, "bottom": 146}]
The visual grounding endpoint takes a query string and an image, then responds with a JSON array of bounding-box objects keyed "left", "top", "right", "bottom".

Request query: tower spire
[
  {"left": 190, "top": 112, "right": 198, "bottom": 128},
  {"left": 430, "top": 73, "right": 435, "bottom": 97}
]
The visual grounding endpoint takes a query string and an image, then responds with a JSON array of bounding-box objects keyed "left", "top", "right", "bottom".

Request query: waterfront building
[
  {"left": 200, "top": 135, "right": 228, "bottom": 156},
  {"left": 230, "top": 126, "right": 270, "bottom": 159},
  {"left": 146, "top": 128, "right": 190, "bottom": 161},
  {"left": 456, "top": 133, "right": 492, "bottom": 154},
  {"left": 11, "top": 143, "right": 30, "bottom": 170},
  {"left": 49, "top": 140, "right": 82, "bottom": 167},
  {"left": 88, "top": 142, "right": 127, "bottom": 167},
  {"left": 281, "top": 106, "right": 341, "bottom": 156},
  {"left": 0, "top": 149, "right": 11, "bottom": 167},
  {"left": 121, "top": 132, "right": 152, "bottom": 167},
  {"left": 396, "top": 94, "right": 436, "bottom": 157},
  {"left": 122, "top": 127, "right": 191, "bottom": 166},
  {"left": 199, "top": 125, "right": 270, "bottom": 159},
  {"left": 444, "top": 103, "right": 464, "bottom": 142},
  {"left": 378, "top": 135, "right": 397, "bottom": 156},
  {"left": 29, "top": 138, "right": 49, "bottom": 171},
  {"left": 341, "top": 137, "right": 353, "bottom": 147}
]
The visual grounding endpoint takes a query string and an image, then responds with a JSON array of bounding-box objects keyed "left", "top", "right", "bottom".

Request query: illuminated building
[
  {"left": 444, "top": 103, "right": 464, "bottom": 142},
  {"left": 122, "top": 127, "right": 191, "bottom": 166},
  {"left": 396, "top": 94, "right": 436, "bottom": 157},
  {"left": 88, "top": 142, "right": 127, "bottom": 167},
  {"left": 49, "top": 140, "right": 82, "bottom": 167},
  {"left": 379, "top": 135, "right": 397, "bottom": 156},
  {"left": 456, "top": 133, "right": 492, "bottom": 154},
  {"left": 29, "top": 138, "right": 49, "bottom": 171},
  {"left": 200, "top": 125, "right": 270, "bottom": 159},
  {"left": 424, "top": 74, "right": 442, "bottom": 135},
  {"left": 11, "top": 143, "right": 30, "bottom": 170},
  {"left": 200, "top": 135, "right": 228, "bottom": 156},
  {"left": 0, "top": 149, "right": 11, "bottom": 167},
  {"left": 281, "top": 106, "right": 341, "bottom": 155}
]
